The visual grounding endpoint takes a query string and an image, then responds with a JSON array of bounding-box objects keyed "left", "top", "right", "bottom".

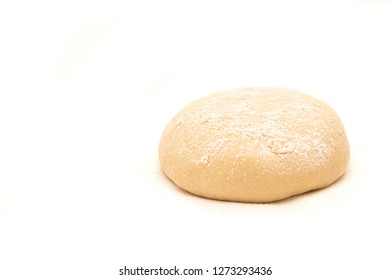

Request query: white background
[{"left": 1, "top": 0, "right": 389, "bottom": 279}]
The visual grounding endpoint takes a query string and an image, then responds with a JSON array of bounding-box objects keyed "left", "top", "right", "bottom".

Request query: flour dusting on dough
[{"left": 169, "top": 88, "right": 339, "bottom": 175}]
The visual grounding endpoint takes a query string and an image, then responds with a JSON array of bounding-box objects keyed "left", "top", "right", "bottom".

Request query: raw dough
[{"left": 159, "top": 88, "right": 350, "bottom": 202}]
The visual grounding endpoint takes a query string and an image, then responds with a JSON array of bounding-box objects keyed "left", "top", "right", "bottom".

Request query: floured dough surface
[{"left": 159, "top": 88, "right": 350, "bottom": 202}]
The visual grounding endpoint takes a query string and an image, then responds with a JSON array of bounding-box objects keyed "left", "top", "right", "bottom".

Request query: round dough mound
[{"left": 159, "top": 88, "right": 350, "bottom": 203}]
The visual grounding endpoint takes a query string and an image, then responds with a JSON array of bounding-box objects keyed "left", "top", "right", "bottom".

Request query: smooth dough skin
[{"left": 159, "top": 88, "right": 350, "bottom": 203}]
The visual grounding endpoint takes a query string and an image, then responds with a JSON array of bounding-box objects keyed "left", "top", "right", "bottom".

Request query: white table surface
[{"left": 1, "top": 1, "right": 389, "bottom": 279}]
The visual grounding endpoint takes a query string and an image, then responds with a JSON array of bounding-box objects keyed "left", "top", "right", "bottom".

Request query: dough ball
[{"left": 159, "top": 88, "right": 350, "bottom": 203}]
